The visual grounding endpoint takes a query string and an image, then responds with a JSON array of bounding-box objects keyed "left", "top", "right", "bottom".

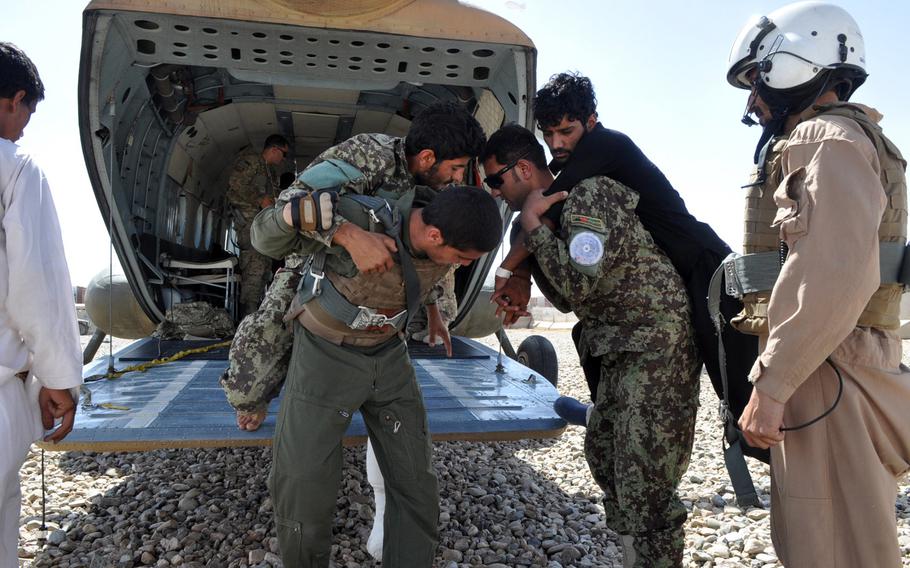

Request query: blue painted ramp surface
[{"left": 49, "top": 337, "right": 566, "bottom": 451}]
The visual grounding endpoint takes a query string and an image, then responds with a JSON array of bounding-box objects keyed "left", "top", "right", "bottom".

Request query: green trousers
[
  {"left": 269, "top": 324, "right": 439, "bottom": 568},
  {"left": 585, "top": 323, "right": 700, "bottom": 568}
]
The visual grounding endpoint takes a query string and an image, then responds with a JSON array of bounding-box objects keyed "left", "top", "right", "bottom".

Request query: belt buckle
[
  {"left": 351, "top": 307, "right": 390, "bottom": 330},
  {"left": 724, "top": 258, "right": 742, "bottom": 299}
]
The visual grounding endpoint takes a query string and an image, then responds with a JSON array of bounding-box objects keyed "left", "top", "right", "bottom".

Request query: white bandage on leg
[
  {"left": 620, "top": 534, "right": 637, "bottom": 568},
  {"left": 365, "top": 438, "right": 386, "bottom": 561}
]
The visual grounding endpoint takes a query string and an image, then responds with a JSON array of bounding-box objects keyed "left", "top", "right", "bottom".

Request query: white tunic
[
  {"left": 0, "top": 138, "right": 81, "bottom": 391},
  {"left": 0, "top": 138, "right": 83, "bottom": 563}
]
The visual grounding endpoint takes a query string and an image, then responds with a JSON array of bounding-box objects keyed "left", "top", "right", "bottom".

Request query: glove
[{"left": 290, "top": 189, "right": 337, "bottom": 232}]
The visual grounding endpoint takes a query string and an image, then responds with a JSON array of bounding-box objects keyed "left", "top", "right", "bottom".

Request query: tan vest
[
  {"left": 733, "top": 103, "right": 908, "bottom": 334},
  {"left": 294, "top": 191, "right": 453, "bottom": 346}
]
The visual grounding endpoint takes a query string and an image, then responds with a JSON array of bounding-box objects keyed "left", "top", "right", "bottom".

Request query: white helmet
[{"left": 727, "top": 1, "right": 866, "bottom": 95}]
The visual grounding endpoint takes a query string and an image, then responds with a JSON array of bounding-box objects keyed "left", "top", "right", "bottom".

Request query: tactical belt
[
  {"left": 295, "top": 193, "right": 421, "bottom": 332},
  {"left": 721, "top": 241, "right": 910, "bottom": 299},
  {"left": 300, "top": 268, "right": 407, "bottom": 331}
]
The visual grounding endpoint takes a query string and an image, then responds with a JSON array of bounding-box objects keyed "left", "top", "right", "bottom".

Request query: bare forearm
[{"left": 501, "top": 236, "right": 531, "bottom": 271}]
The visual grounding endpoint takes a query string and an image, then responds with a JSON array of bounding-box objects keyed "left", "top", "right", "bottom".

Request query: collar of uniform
[
  {"left": 393, "top": 136, "right": 417, "bottom": 187},
  {"left": 798, "top": 101, "right": 880, "bottom": 127}
]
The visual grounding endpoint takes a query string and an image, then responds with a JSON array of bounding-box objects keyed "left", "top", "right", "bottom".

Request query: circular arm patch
[{"left": 569, "top": 231, "right": 604, "bottom": 266}]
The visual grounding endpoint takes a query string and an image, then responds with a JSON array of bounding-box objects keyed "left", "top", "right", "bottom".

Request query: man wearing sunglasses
[
  {"left": 489, "top": 74, "right": 761, "bottom": 459},
  {"left": 481, "top": 124, "right": 700, "bottom": 568},
  {"left": 226, "top": 133, "right": 292, "bottom": 317}
]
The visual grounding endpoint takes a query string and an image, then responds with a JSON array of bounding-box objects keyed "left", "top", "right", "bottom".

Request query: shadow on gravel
[{"left": 29, "top": 436, "right": 620, "bottom": 568}]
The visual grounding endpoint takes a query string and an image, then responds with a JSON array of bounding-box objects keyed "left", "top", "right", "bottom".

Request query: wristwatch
[{"left": 495, "top": 266, "right": 513, "bottom": 279}]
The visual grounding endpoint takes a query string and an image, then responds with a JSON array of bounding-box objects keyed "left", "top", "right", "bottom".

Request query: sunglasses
[{"left": 484, "top": 148, "right": 531, "bottom": 189}]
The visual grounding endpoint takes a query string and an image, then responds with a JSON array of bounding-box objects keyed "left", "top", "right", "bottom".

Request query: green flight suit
[{"left": 252, "top": 190, "right": 444, "bottom": 568}]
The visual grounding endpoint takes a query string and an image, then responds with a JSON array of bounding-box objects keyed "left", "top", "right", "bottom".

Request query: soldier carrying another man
[
  {"left": 220, "top": 101, "right": 486, "bottom": 432},
  {"left": 482, "top": 124, "right": 700, "bottom": 568},
  {"left": 252, "top": 181, "right": 502, "bottom": 567}
]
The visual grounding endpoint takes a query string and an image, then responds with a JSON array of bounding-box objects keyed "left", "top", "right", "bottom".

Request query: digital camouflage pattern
[
  {"left": 154, "top": 301, "right": 235, "bottom": 340},
  {"left": 227, "top": 151, "right": 281, "bottom": 222},
  {"left": 223, "top": 134, "right": 455, "bottom": 413},
  {"left": 226, "top": 151, "right": 281, "bottom": 316},
  {"left": 526, "top": 175, "right": 700, "bottom": 567},
  {"left": 278, "top": 134, "right": 415, "bottom": 247},
  {"left": 219, "top": 268, "right": 300, "bottom": 412},
  {"left": 586, "top": 334, "right": 699, "bottom": 568}
]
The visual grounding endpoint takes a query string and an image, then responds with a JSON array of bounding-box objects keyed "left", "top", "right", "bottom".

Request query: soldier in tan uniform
[
  {"left": 226, "top": 133, "right": 290, "bottom": 317},
  {"left": 252, "top": 185, "right": 502, "bottom": 567},
  {"left": 727, "top": 3, "right": 910, "bottom": 565}
]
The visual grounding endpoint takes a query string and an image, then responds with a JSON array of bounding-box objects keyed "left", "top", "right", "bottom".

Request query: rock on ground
[{"left": 14, "top": 331, "right": 910, "bottom": 566}]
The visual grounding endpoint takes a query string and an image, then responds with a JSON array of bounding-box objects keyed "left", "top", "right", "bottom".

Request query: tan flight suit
[{"left": 743, "top": 103, "right": 910, "bottom": 567}]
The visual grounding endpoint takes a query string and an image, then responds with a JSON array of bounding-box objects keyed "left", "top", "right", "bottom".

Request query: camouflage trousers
[
  {"left": 406, "top": 272, "right": 457, "bottom": 341},
  {"left": 237, "top": 226, "right": 273, "bottom": 318},
  {"left": 585, "top": 323, "right": 700, "bottom": 568},
  {"left": 221, "top": 268, "right": 301, "bottom": 413}
]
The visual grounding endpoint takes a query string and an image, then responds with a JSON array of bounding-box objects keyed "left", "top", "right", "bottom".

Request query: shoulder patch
[
  {"left": 568, "top": 214, "right": 606, "bottom": 232},
  {"left": 569, "top": 231, "right": 604, "bottom": 266}
]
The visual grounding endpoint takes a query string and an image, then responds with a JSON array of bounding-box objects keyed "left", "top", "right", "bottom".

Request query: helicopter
[{"left": 60, "top": 0, "right": 567, "bottom": 451}]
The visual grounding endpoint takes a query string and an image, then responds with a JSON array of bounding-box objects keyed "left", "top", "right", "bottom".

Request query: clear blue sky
[{"left": 2, "top": 1, "right": 909, "bottom": 285}]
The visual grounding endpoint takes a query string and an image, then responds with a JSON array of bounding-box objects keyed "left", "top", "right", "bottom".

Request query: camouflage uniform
[
  {"left": 526, "top": 175, "right": 700, "bottom": 567},
  {"left": 222, "top": 134, "right": 455, "bottom": 415},
  {"left": 227, "top": 151, "right": 280, "bottom": 317},
  {"left": 154, "top": 301, "right": 235, "bottom": 340},
  {"left": 219, "top": 268, "right": 299, "bottom": 412}
]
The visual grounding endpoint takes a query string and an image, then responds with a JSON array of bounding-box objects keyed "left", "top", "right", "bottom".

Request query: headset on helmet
[{"left": 727, "top": 2, "right": 868, "bottom": 159}]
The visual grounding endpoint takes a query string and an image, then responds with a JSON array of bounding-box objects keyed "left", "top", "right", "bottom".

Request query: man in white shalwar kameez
[{"left": 0, "top": 42, "right": 83, "bottom": 565}]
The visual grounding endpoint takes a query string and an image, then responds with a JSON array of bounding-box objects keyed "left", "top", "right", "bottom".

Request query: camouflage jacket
[
  {"left": 526, "top": 175, "right": 691, "bottom": 354},
  {"left": 226, "top": 151, "right": 280, "bottom": 224},
  {"left": 275, "top": 133, "right": 414, "bottom": 268},
  {"left": 278, "top": 134, "right": 414, "bottom": 244}
]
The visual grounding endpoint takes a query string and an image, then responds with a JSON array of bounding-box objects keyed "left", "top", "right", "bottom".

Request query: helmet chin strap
[
  {"left": 752, "top": 112, "right": 788, "bottom": 164},
  {"left": 746, "top": 70, "right": 835, "bottom": 164}
]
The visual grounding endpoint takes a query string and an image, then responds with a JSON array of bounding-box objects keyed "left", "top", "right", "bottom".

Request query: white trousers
[{"left": 0, "top": 375, "right": 41, "bottom": 567}]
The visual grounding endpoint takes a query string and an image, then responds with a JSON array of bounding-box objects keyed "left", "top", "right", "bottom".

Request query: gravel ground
[{"left": 14, "top": 330, "right": 910, "bottom": 567}]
